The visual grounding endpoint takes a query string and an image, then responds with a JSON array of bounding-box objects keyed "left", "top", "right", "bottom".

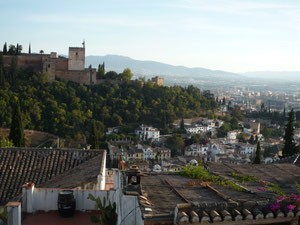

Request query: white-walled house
[
  {"left": 184, "top": 144, "right": 209, "bottom": 156},
  {"left": 185, "top": 124, "right": 212, "bottom": 134},
  {"left": 139, "top": 145, "right": 154, "bottom": 160},
  {"left": 239, "top": 143, "right": 256, "bottom": 155},
  {"left": 135, "top": 124, "right": 160, "bottom": 142}
]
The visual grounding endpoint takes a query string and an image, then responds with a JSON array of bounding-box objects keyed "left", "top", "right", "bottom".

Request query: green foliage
[
  {"left": 96, "top": 63, "right": 105, "bottom": 79},
  {"left": 296, "top": 182, "right": 300, "bottom": 195},
  {"left": 0, "top": 207, "right": 7, "bottom": 223},
  {"left": 282, "top": 109, "right": 298, "bottom": 157},
  {"left": 266, "top": 182, "right": 285, "bottom": 196},
  {"left": 229, "top": 172, "right": 258, "bottom": 184},
  {"left": 253, "top": 141, "right": 263, "bottom": 164},
  {"left": 120, "top": 68, "right": 133, "bottom": 82},
  {"left": 217, "top": 122, "right": 231, "bottom": 138},
  {"left": 177, "top": 163, "right": 244, "bottom": 191},
  {"left": 230, "top": 106, "right": 244, "bottom": 121},
  {"left": 88, "top": 120, "right": 100, "bottom": 149},
  {"left": 166, "top": 135, "right": 185, "bottom": 156},
  {"left": 9, "top": 99, "right": 25, "bottom": 147},
  {"left": 0, "top": 67, "right": 218, "bottom": 140},
  {"left": 88, "top": 194, "right": 117, "bottom": 225},
  {"left": 247, "top": 111, "right": 285, "bottom": 125},
  {"left": 0, "top": 137, "right": 14, "bottom": 147},
  {"left": 3, "top": 42, "right": 7, "bottom": 55}
]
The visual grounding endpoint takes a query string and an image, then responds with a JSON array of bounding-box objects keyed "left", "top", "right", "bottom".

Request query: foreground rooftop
[{"left": 139, "top": 163, "right": 300, "bottom": 224}]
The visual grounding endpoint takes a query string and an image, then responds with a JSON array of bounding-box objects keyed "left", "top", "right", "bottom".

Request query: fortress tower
[{"left": 68, "top": 47, "right": 85, "bottom": 70}]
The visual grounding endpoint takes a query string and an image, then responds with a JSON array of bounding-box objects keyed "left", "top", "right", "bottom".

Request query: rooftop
[
  {"left": 0, "top": 148, "right": 105, "bottom": 205},
  {"left": 139, "top": 163, "right": 300, "bottom": 224}
]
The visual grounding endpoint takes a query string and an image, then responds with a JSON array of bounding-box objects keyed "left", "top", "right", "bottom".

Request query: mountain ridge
[{"left": 85, "top": 54, "right": 242, "bottom": 80}]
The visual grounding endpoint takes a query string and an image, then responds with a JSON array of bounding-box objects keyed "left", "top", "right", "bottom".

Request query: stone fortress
[{"left": 3, "top": 44, "right": 96, "bottom": 85}]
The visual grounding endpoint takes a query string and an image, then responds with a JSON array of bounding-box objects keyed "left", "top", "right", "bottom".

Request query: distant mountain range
[
  {"left": 85, "top": 55, "right": 241, "bottom": 81},
  {"left": 85, "top": 54, "right": 300, "bottom": 82}
]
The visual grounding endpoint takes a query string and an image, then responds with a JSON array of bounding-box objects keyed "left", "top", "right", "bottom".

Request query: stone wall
[
  {"left": 56, "top": 69, "right": 96, "bottom": 85},
  {"left": 3, "top": 54, "right": 44, "bottom": 71},
  {"left": 55, "top": 58, "right": 68, "bottom": 71},
  {"left": 68, "top": 47, "right": 85, "bottom": 71}
]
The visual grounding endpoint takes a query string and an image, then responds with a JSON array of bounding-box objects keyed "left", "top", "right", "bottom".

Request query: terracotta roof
[
  {"left": 139, "top": 163, "right": 300, "bottom": 223},
  {"left": 0, "top": 148, "right": 104, "bottom": 205}
]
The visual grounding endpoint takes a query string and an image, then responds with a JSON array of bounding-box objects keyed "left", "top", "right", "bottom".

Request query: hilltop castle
[{"left": 2, "top": 45, "right": 96, "bottom": 85}]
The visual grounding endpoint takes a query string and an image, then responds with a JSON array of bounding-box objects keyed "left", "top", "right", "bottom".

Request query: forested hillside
[{"left": 0, "top": 64, "right": 218, "bottom": 139}]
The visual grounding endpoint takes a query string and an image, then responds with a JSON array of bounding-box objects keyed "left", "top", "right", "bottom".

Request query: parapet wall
[
  {"left": 3, "top": 54, "right": 44, "bottom": 71},
  {"left": 56, "top": 69, "right": 96, "bottom": 85}
]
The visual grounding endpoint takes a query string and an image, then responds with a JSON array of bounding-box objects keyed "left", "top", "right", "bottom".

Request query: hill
[{"left": 86, "top": 55, "right": 241, "bottom": 81}]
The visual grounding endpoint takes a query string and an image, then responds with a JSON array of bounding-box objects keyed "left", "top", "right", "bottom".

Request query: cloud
[
  {"left": 169, "top": 0, "right": 300, "bottom": 16},
  {"left": 26, "top": 14, "right": 164, "bottom": 27}
]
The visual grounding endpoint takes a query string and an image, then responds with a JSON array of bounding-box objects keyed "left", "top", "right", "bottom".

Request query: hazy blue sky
[{"left": 1, "top": 0, "right": 300, "bottom": 72}]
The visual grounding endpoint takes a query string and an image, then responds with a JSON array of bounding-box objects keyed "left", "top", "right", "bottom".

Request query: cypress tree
[
  {"left": 180, "top": 118, "right": 185, "bottom": 130},
  {"left": 0, "top": 53, "right": 4, "bottom": 85},
  {"left": 88, "top": 120, "right": 99, "bottom": 149},
  {"left": 253, "top": 141, "right": 263, "bottom": 164},
  {"left": 9, "top": 99, "right": 25, "bottom": 147},
  {"left": 29, "top": 43, "right": 31, "bottom": 54},
  {"left": 3, "top": 42, "right": 7, "bottom": 55},
  {"left": 282, "top": 109, "right": 298, "bottom": 157},
  {"left": 249, "top": 135, "right": 255, "bottom": 144},
  {"left": 9, "top": 56, "right": 17, "bottom": 84},
  {"left": 16, "top": 44, "right": 19, "bottom": 55}
]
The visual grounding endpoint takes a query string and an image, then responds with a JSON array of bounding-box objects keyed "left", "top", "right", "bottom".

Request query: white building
[
  {"left": 185, "top": 124, "right": 212, "bottom": 134},
  {"left": 138, "top": 144, "right": 154, "bottom": 160},
  {"left": 227, "top": 131, "right": 237, "bottom": 143},
  {"left": 135, "top": 124, "right": 160, "bottom": 142},
  {"left": 239, "top": 143, "right": 256, "bottom": 155},
  {"left": 184, "top": 144, "right": 209, "bottom": 156}
]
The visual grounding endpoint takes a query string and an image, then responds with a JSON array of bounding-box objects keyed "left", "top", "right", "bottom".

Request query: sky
[{"left": 1, "top": 0, "right": 300, "bottom": 72}]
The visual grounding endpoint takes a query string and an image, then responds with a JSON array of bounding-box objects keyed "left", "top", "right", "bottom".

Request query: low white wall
[{"left": 28, "top": 188, "right": 117, "bottom": 212}]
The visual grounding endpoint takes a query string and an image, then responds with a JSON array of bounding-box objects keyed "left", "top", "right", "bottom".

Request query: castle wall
[
  {"left": 68, "top": 47, "right": 85, "bottom": 71},
  {"left": 3, "top": 54, "right": 45, "bottom": 71},
  {"left": 55, "top": 58, "right": 68, "bottom": 70},
  {"left": 56, "top": 69, "right": 96, "bottom": 85}
]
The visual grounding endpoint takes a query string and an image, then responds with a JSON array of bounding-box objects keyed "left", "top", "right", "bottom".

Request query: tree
[
  {"left": 88, "top": 120, "right": 100, "bottom": 149},
  {"left": 179, "top": 118, "right": 185, "bottom": 133},
  {"left": 96, "top": 62, "right": 105, "bottom": 79},
  {"left": 222, "top": 97, "right": 226, "bottom": 105},
  {"left": 3, "top": 42, "right": 7, "bottom": 54},
  {"left": 8, "top": 45, "right": 16, "bottom": 55},
  {"left": 217, "top": 123, "right": 231, "bottom": 138},
  {"left": 249, "top": 135, "right": 255, "bottom": 144},
  {"left": 282, "top": 109, "right": 298, "bottom": 157},
  {"left": 120, "top": 68, "right": 133, "bottom": 82},
  {"left": 105, "top": 71, "right": 118, "bottom": 79},
  {"left": 9, "top": 56, "right": 17, "bottom": 84},
  {"left": 261, "top": 103, "right": 265, "bottom": 111},
  {"left": 166, "top": 135, "right": 184, "bottom": 156},
  {"left": 0, "top": 53, "right": 4, "bottom": 85},
  {"left": 253, "top": 141, "right": 263, "bottom": 164},
  {"left": 9, "top": 99, "right": 25, "bottom": 147},
  {"left": 28, "top": 43, "right": 31, "bottom": 54},
  {"left": 230, "top": 117, "right": 239, "bottom": 129}
]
